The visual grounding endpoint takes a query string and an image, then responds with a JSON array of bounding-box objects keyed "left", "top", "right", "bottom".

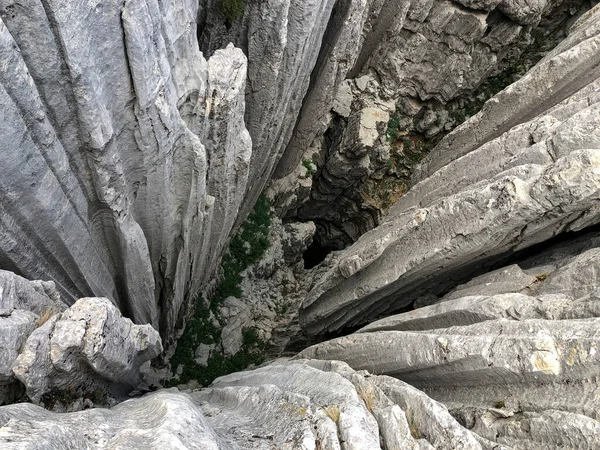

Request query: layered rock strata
[
  {"left": 0, "top": 360, "right": 498, "bottom": 449},
  {"left": 299, "top": 4, "right": 600, "bottom": 336},
  {"left": 297, "top": 227, "right": 600, "bottom": 448}
]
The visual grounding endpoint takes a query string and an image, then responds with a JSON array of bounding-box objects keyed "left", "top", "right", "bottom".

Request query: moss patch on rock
[{"left": 169, "top": 196, "right": 272, "bottom": 387}]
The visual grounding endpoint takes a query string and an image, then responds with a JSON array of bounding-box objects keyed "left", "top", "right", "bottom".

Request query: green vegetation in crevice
[
  {"left": 301, "top": 158, "right": 316, "bottom": 178},
  {"left": 212, "top": 194, "right": 272, "bottom": 308},
  {"left": 218, "top": 0, "right": 245, "bottom": 27},
  {"left": 169, "top": 195, "right": 272, "bottom": 387},
  {"left": 449, "top": 64, "right": 526, "bottom": 126},
  {"left": 167, "top": 296, "right": 220, "bottom": 386},
  {"left": 386, "top": 115, "right": 401, "bottom": 143},
  {"left": 40, "top": 387, "right": 108, "bottom": 410},
  {"left": 363, "top": 130, "right": 436, "bottom": 211}
]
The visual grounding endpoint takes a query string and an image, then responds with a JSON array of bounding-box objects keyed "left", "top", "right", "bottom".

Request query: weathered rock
[
  {"left": 414, "top": 4, "right": 600, "bottom": 182},
  {"left": 299, "top": 318, "right": 600, "bottom": 386},
  {"left": 239, "top": 0, "right": 338, "bottom": 220},
  {"left": 441, "top": 265, "right": 538, "bottom": 301},
  {"left": 4, "top": 355, "right": 599, "bottom": 448},
  {"left": 200, "top": 359, "right": 487, "bottom": 449},
  {"left": 0, "top": 270, "right": 65, "bottom": 403},
  {"left": 0, "top": 0, "right": 251, "bottom": 347},
  {"left": 281, "top": 0, "right": 589, "bottom": 250},
  {"left": 297, "top": 235, "right": 600, "bottom": 448},
  {"left": 298, "top": 5, "right": 600, "bottom": 336},
  {"left": 12, "top": 297, "right": 162, "bottom": 402},
  {"left": 0, "top": 390, "right": 224, "bottom": 449}
]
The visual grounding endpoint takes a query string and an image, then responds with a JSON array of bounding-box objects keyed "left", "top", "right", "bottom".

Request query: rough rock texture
[
  {"left": 0, "top": 390, "right": 225, "bottom": 449},
  {"left": 0, "top": 0, "right": 251, "bottom": 348},
  {"left": 279, "top": 0, "right": 594, "bottom": 249},
  {"left": 297, "top": 226, "right": 600, "bottom": 448},
  {"left": 209, "top": 215, "right": 317, "bottom": 360},
  {"left": 12, "top": 297, "right": 162, "bottom": 402},
  {"left": 0, "top": 361, "right": 497, "bottom": 449},
  {"left": 299, "top": 4, "right": 600, "bottom": 336},
  {"left": 0, "top": 270, "right": 64, "bottom": 404}
]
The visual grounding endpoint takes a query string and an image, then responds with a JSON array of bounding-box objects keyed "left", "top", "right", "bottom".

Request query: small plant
[
  {"left": 89, "top": 388, "right": 108, "bottom": 405},
  {"left": 212, "top": 195, "right": 271, "bottom": 307},
  {"left": 218, "top": 0, "right": 245, "bottom": 27},
  {"left": 409, "top": 421, "right": 423, "bottom": 440},
  {"left": 301, "top": 158, "right": 316, "bottom": 178},
  {"left": 495, "top": 400, "right": 506, "bottom": 409},
  {"left": 169, "top": 197, "right": 273, "bottom": 386},
  {"left": 324, "top": 405, "right": 341, "bottom": 423},
  {"left": 386, "top": 115, "right": 401, "bottom": 142}
]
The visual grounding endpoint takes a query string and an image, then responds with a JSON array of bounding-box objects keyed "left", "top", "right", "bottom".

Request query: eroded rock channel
[{"left": 1, "top": 0, "right": 600, "bottom": 448}]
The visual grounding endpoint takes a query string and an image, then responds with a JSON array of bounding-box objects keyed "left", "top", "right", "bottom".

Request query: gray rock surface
[
  {"left": 2, "top": 361, "right": 490, "bottom": 449},
  {"left": 0, "top": 0, "right": 251, "bottom": 347},
  {"left": 296, "top": 223, "right": 600, "bottom": 449},
  {"left": 299, "top": 5, "right": 600, "bottom": 336},
  {"left": 0, "top": 390, "right": 224, "bottom": 449},
  {"left": 0, "top": 270, "right": 64, "bottom": 403},
  {"left": 12, "top": 297, "right": 162, "bottom": 402},
  {"left": 276, "top": 0, "right": 591, "bottom": 250}
]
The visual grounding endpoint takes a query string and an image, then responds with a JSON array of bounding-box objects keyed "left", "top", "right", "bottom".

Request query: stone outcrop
[
  {"left": 3, "top": 356, "right": 600, "bottom": 448},
  {"left": 296, "top": 225, "right": 600, "bottom": 448},
  {"left": 0, "top": 269, "right": 161, "bottom": 406},
  {"left": 0, "top": 270, "right": 64, "bottom": 404},
  {"left": 280, "top": 0, "right": 593, "bottom": 249},
  {"left": 2, "top": 1, "right": 600, "bottom": 449},
  {"left": 0, "top": 0, "right": 253, "bottom": 348},
  {"left": 0, "top": 360, "right": 497, "bottom": 449},
  {"left": 299, "top": 4, "right": 600, "bottom": 336},
  {"left": 0, "top": 390, "right": 225, "bottom": 449},
  {"left": 12, "top": 297, "right": 162, "bottom": 403}
]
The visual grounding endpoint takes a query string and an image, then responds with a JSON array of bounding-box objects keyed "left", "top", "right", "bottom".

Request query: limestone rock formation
[
  {"left": 299, "top": 4, "right": 600, "bottom": 336},
  {"left": 0, "top": 0, "right": 251, "bottom": 347},
  {"left": 12, "top": 297, "right": 162, "bottom": 403},
  {"left": 297, "top": 226, "right": 600, "bottom": 448},
  {"left": 0, "top": 390, "right": 225, "bottom": 449},
  {"left": 281, "top": 0, "right": 592, "bottom": 249},
  {"left": 0, "top": 270, "right": 64, "bottom": 404},
  {"left": 2, "top": 0, "right": 600, "bottom": 449},
  {"left": 0, "top": 360, "right": 497, "bottom": 449}
]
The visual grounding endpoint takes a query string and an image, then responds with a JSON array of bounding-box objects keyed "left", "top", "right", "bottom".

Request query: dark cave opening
[{"left": 303, "top": 240, "right": 333, "bottom": 269}]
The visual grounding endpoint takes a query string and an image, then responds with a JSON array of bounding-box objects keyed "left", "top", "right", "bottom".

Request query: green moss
[
  {"left": 386, "top": 115, "right": 401, "bottom": 142},
  {"left": 212, "top": 195, "right": 272, "bottom": 307},
  {"left": 169, "top": 196, "right": 272, "bottom": 386},
  {"left": 451, "top": 64, "right": 526, "bottom": 126},
  {"left": 301, "top": 158, "right": 316, "bottom": 178},
  {"left": 40, "top": 386, "right": 109, "bottom": 409},
  {"left": 169, "top": 325, "right": 267, "bottom": 387},
  {"left": 218, "top": 0, "right": 245, "bottom": 27}
]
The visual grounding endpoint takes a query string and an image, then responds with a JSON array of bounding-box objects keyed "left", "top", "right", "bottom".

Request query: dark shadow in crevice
[{"left": 303, "top": 240, "right": 334, "bottom": 270}]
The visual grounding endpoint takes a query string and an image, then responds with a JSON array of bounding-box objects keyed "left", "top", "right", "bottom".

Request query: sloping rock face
[
  {"left": 299, "top": 4, "right": 600, "bottom": 336},
  {"left": 0, "top": 270, "right": 160, "bottom": 406},
  {"left": 277, "top": 0, "right": 592, "bottom": 250},
  {"left": 0, "top": 390, "right": 225, "bottom": 449},
  {"left": 0, "top": 360, "right": 499, "bottom": 449},
  {"left": 297, "top": 232, "right": 600, "bottom": 448},
  {"left": 0, "top": 0, "right": 252, "bottom": 345}
]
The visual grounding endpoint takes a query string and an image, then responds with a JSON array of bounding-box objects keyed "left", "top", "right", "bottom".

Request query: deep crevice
[{"left": 303, "top": 240, "right": 333, "bottom": 270}]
